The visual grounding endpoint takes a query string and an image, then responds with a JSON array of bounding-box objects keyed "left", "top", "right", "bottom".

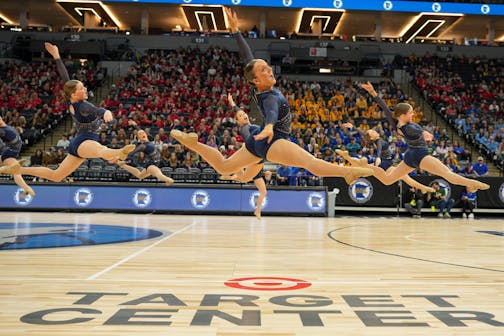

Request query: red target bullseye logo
[{"left": 225, "top": 277, "right": 311, "bottom": 291}]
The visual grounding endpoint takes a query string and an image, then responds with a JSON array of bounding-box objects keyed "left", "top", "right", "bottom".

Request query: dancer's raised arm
[
  {"left": 361, "top": 82, "right": 394, "bottom": 127},
  {"left": 225, "top": 7, "right": 253, "bottom": 64},
  {"left": 45, "top": 42, "right": 70, "bottom": 83}
]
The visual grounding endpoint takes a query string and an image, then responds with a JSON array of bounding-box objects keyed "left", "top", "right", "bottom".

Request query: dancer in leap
[
  {"left": 343, "top": 82, "right": 489, "bottom": 192},
  {"left": 0, "top": 116, "right": 34, "bottom": 196},
  {"left": 0, "top": 43, "right": 135, "bottom": 180},
  {"left": 171, "top": 8, "right": 373, "bottom": 185},
  {"left": 116, "top": 121, "right": 174, "bottom": 185}
]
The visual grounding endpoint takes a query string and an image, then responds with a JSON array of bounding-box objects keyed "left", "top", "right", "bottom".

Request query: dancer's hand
[
  {"left": 361, "top": 81, "right": 377, "bottom": 96},
  {"left": 341, "top": 122, "right": 354, "bottom": 129},
  {"left": 228, "top": 93, "right": 236, "bottom": 107},
  {"left": 103, "top": 110, "right": 113, "bottom": 123},
  {"left": 224, "top": 7, "right": 239, "bottom": 33},
  {"left": 254, "top": 124, "right": 274, "bottom": 143},
  {"left": 422, "top": 131, "right": 433, "bottom": 142},
  {"left": 44, "top": 42, "right": 60, "bottom": 59}
]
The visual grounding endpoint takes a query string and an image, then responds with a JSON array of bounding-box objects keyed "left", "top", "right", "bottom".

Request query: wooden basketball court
[{"left": 1, "top": 211, "right": 503, "bottom": 335}]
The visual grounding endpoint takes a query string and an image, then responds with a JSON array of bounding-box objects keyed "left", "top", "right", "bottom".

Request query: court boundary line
[
  {"left": 87, "top": 222, "right": 195, "bottom": 280},
  {"left": 328, "top": 226, "right": 504, "bottom": 273}
]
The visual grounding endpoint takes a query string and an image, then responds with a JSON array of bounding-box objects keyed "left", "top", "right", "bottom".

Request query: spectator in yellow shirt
[
  {"left": 358, "top": 119, "right": 370, "bottom": 132},
  {"left": 356, "top": 95, "right": 368, "bottom": 114}
]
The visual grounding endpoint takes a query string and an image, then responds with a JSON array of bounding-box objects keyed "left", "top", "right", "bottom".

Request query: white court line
[
  {"left": 404, "top": 234, "right": 454, "bottom": 247},
  {"left": 2, "top": 277, "right": 504, "bottom": 286},
  {"left": 86, "top": 222, "right": 195, "bottom": 280}
]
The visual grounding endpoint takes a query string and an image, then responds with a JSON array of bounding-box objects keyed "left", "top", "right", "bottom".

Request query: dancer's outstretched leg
[
  {"left": 2, "top": 158, "right": 35, "bottom": 196},
  {"left": 419, "top": 156, "right": 489, "bottom": 192},
  {"left": 336, "top": 149, "right": 435, "bottom": 193},
  {"left": 171, "top": 130, "right": 261, "bottom": 174},
  {"left": 253, "top": 178, "right": 267, "bottom": 219},
  {"left": 335, "top": 149, "right": 368, "bottom": 167},
  {"left": 117, "top": 161, "right": 144, "bottom": 179},
  {"left": 13, "top": 173, "right": 35, "bottom": 196},
  {"left": 266, "top": 139, "right": 373, "bottom": 185},
  {"left": 2, "top": 156, "right": 83, "bottom": 182},
  {"left": 220, "top": 163, "right": 263, "bottom": 183},
  {"left": 147, "top": 165, "right": 174, "bottom": 185},
  {"left": 368, "top": 161, "right": 413, "bottom": 186},
  {"left": 80, "top": 141, "right": 135, "bottom": 161},
  {"left": 400, "top": 174, "right": 435, "bottom": 194},
  {"left": 0, "top": 158, "right": 27, "bottom": 174}
]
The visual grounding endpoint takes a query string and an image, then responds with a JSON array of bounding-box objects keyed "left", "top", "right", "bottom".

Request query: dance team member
[
  {"left": 116, "top": 121, "right": 174, "bottom": 185},
  {"left": 0, "top": 43, "right": 135, "bottom": 180},
  {"left": 0, "top": 115, "right": 34, "bottom": 196}
]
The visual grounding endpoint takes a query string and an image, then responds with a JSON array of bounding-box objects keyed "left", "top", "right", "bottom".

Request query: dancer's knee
[{"left": 382, "top": 179, "right": 395, "bottom": 186}]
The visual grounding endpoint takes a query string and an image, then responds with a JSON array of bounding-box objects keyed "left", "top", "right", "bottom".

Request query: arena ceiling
[{"left": 1, "top": 0, "right": 503, "bottom": 42}]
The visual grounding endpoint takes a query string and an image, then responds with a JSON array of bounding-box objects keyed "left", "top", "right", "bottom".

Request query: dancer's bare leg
[
  {"left": 419, "top": 156, "right": 490, "bottom": 192},
  {"left": 3, "top": 158, "right": 35, "bottom": 196},
  {"left": 147, "top": 165, "right": 174, "bottom": 185},
  {"left": 336, "top": 150, "right": 434, "bottom": 192},
  {"left": 253, "top": 178, "right": 267, "bottom": 219},
  {"left": 368, "top": 161, "right": 414, "bottom": 185},
  {"left": 400, "top": 173, "right": 435, "bottom": 194},
  {"left": 335, "top": 149, "right": 368, "bottom": 167},
  {"left": 171, "top": 130, "right": 261, "bottom": 174},
  {"left": 266, "top": 139, "right": 373, "bottom": 184},
  {"left": 10, "top": 155, "right": 84, "bottom": 182},
  {"left": 78, "top": 141, "right": 135, "bottom": 161},
  {"left": 118, "top": 163, "right": 144, "bottom": 179},
  {"left": 221, "top": 163, "right": 263, "bottom": 183}
]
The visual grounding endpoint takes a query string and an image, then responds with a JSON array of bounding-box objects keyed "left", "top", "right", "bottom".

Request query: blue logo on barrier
[
  {"left": 307, "top": 192, "right": 325, "bottom": 211},
  {"left": 249, "top": 191, "right": 267, "bottom": 210},
  {"left": 14, "top": 188, "right": 34, "bottom": 206},
  {"left": 481, "top": 4, "right": 490, "bottom": 14},
  {"left": 0, "top": 223, "right": 163, "bottom": 250},
  {"left": 432, "top": 2, "right": 441, "bottom": 12},
  {"left": 74, "top": 188, "right": 93, "bottom": 207},
  {"left": 333, "top": 0, "right": 343, "bottom": 9},
  {"left": 133, "top": 189, "right": 152, "bottom": 208},
  {"left": 383, "top": 1, "right": 393, "bottom": 11},
  {"left": 349, "top": 178, "right": 373, "bottom": 204},
  {"left": 191, "top": 190, "right": 210, "bottom": 209}
]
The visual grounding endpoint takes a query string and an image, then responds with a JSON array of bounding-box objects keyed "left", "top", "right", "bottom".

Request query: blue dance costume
[
  {"left": 236, "top": 33, "right": 291, "bottom": 160},
  {"left": 375, "top": 138, "right": 394, "bottom": 170},
  {"left": 55, "top": 59, "right": 105, "bottom": 158},
  {"left": 240, "top": 123, "right": 263, "bottom": 180},
  {"left": 0, "top": 125, "right": 22, "bottom": 160},
  {"left": 125, "top": 142, "right": 161, "bottom": 169},
  {"left": 373, "top": 95, "right": 429, "bottom": 169}
]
